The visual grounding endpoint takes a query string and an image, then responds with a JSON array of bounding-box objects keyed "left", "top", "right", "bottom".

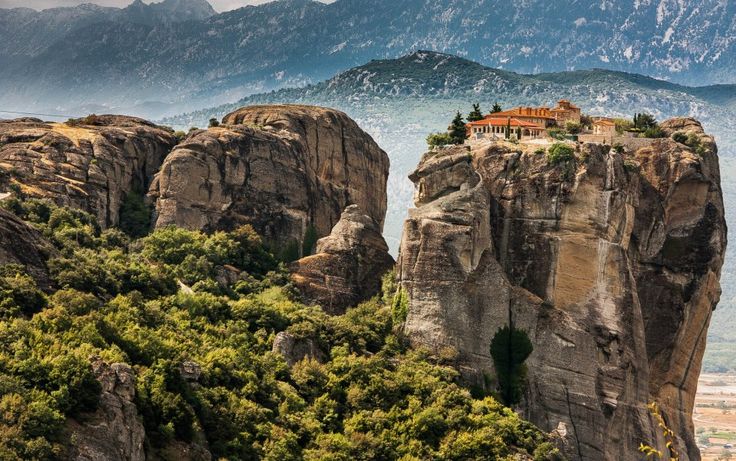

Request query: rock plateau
[
  {"left": 397, "top": 118, "right": 726, "bottom": 461},
  {"left": 149, "top": 105, "right": 389, "bottom": 256},
  {"left": 0, "top": 115, "right": 177, "bottom": 228}
]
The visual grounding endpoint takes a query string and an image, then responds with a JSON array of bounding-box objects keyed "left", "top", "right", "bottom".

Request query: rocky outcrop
[
  {"left": 0, "top": 116, "right": 176, "bottom": 228},
  {"left": 149, "top": 105, "right": 389, "bottom": 256},
  {"left": 0, "top": 207, "right": 56, "bottom": 290},
  {"left": 397, "top": 119, "right": 726, "bottom": 461},
  {"left": 66, "top": 359, "right": 145, "bottom": 461},
  {"left": 272, "top": 332, "right": 326, "bottom": 367},
  {"left": 290, "top": 205, "right": 395, "bottom": 314}
]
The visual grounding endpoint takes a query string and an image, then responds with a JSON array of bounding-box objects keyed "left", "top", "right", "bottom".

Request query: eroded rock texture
[
  {"left": 66, "top": 359, "right": 145, "bottom": 461},
  {"left": 397, "top": 118, "right": 726, "bottom": 461},
  {"left": 290, "top": 205, "right": 395, "bottom": 314},
  {"left": 0, "top": 116, "right": 177, "bottom": 228},
  {"left": 0, "top": 207, "right": 56, "bottom": 290},
  {"left": 149, "top": 105, "right": 389, "bottom": 254}
]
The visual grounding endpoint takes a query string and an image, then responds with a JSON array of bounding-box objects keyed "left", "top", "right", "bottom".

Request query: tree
[
  {"left": 209, "top": 118, "right": 220, "bottom": 128},
  {"left": 633, "top": 113, "right": 657, "bottom": 130},
  {"left": 491, "top": 102, "right": 503, "bottom": 113},
  {"left": 426, "top": 132, "right": 453, "bottom": 148},
  {"left": 490, "top": 325, "right": 533, "bottom": 405},
  {"left": 565, "top": 122, "right": 582, "bottom": 134},
  {"left": 505, "top": 118, "right": 511, "bottom": 139},
  {"left": 547, "top": 143, "right": 575, "bottom": 165},
  {"left": 614, "top": 118, "right": 633, "bottom": 134},
  {"left": 448, "top": 112, "right": 467, "bottom": 144},
  {"left": 467, "top": 104, "right": 484, "bottom": 122},
  {"left": 119, "top": 188, "right": 151, "bottom": 238}
]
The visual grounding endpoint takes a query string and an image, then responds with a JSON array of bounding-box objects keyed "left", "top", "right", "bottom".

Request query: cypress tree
[
  {"left": 467, "top": 103, "right": 484, "bottom": 122},
  {"left": 448, "top": 112, "right": 467, "bottom": 144}
]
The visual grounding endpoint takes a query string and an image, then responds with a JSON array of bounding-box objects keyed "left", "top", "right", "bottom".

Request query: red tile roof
[
  {"left": 466, "top": 117, "right": 545, "bottom": 129},
  {"left": 486, "top": 107, "right": 555, "bottom": 119},
  {"left": 594, "top": 119, "right": 616, "bottom": 126}
]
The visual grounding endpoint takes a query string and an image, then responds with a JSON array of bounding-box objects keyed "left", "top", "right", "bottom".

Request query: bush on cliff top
[
  {"left": 546, "top": 143, "right": 575, "bottom": 165},
  {"left": 0, "top": 201, "right": 562, "bottom": 461}
]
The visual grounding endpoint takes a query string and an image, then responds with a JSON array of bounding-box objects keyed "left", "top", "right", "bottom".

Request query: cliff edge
[
  {"left": 397, "top": 118, "right": 726, "bottom": 461},
  {"left": 149, "top": 105, "right": 389, "bottom": 256}
]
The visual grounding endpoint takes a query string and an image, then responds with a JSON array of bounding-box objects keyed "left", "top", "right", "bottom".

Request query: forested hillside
[{"left": 0, "top": 196, "right": 561, "bottom": 460}]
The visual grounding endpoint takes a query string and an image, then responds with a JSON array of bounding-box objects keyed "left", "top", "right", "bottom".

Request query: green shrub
[
  {"left": 490, "top": 325, "right": 533, "bottom": 406},
  {"left": 66, "top": 114, "right": 103, "bottom": 127},
  {"left": 547, "top": 128, "right": 566, "bottom": 140},
  {"left": 546, "top": 143, "right": 575, "bottom": 165},
  {"left": 140, "top": 226, "right": 207, "bottom": 266},
  {"left": 119, "top": 188, "right": 151, "bottom": 238},
  {"left": 302, "top": 225, "right": 319, "bottom": 257},
  {"left": 565, "top": 121, "right": 582, "bottom": 134},
  {"left": 641, "top": 126, "right": 666, "bottom": 138},
  {"left": 534, "top": 147, "right": 546, "bottom": 155},
  {"left": 0, "top": 266, "right": 47, "bottom": 317},
  {"left": 684, "top": 133, "right": 709, "bottom": 156},
  {"left": 426, "top": 132, "right": 454, "bottom": 148},
  {"left": 672, "top": 132, "right": 688, "bottom": 144}
]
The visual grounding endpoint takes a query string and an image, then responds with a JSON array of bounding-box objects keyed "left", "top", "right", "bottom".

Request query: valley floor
[{"left": 695, "top": 374, "right": 736, "bottom": 460}]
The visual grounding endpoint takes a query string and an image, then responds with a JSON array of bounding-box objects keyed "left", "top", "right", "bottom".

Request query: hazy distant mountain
[
  {"left": 1, "top": 0, "right": 735, "bottom": 117},
  {"left": 166, "top": 51, "right": 736, "bottom": 149}
]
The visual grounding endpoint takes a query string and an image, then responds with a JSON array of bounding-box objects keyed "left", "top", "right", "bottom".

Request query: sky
[{"left": 0, "top": 0, "right": 294, "bottom": 12}]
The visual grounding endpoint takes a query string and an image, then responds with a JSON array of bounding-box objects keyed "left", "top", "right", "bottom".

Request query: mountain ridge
[{"left": 2, "top": 0, "right": 736, "bottom": 115}]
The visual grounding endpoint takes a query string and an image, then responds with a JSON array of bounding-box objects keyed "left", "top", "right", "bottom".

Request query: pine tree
[
  {"left": 448, "top": 112, "right": 467, "bottom": 144},
  {"left": 467, "top": 103, "right": 484, "bottom": 122},
  {"left": 492, "top": 102, "right": 503, "bottom": 113}
]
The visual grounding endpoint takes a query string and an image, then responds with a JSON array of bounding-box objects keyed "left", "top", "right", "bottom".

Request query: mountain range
[{"left": 1, "top": 0, "right": 736, "bottom": 117}]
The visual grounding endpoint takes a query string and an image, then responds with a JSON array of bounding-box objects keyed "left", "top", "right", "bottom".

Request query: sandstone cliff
[
  {"left": 149, "top": 105, "right": 389, "bottom": 256},
  {"left": 66, "top": 359, "right": 145, "bottom": 461},
  {"left": 290, "top": 205, "right": 395, "bottom": 314},
  {"left": 397, "top": 118, "right": 726, "bottom": 461},
  {"left": 0, "top": 207, "right": 56, "bottom": 290},
  {"left": 0, "top": 116, "right": 177, "bottom": 228}
]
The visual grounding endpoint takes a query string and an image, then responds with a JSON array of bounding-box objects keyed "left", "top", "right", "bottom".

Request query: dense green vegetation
[{"left": 0, "top": 199, "right": 562, "bottom": 460}]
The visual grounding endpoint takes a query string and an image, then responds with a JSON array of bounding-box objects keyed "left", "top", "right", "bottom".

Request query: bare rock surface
[
  {"left": 290, "top": 204, "right": 395, "bottom": 314},
  {"left": 272, "top": 331, "right": 326, "bottom": 367},
  {"left": 149, "top": 105, "right": 389, "bottom": 255},
  {"left": 0, "top": 207, "right": 56, "bottom": 290},
  {"left": 397, "top": 119, "right": 726, "bottom": 461},
  {"left": 0, "top": 116, "right": 177, "bottom": 228},
  {"left": 66, "top": 359, "right": 145, "bottom": 461}
]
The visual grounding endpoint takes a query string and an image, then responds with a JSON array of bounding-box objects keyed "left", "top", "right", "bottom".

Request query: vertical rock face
[
  {"left": 0, "top": 208, "right": 56, "bottom": 290},
  {"left": 397, "top": 118, "right": 726, "bottom": 461},
  {"left": 0, "top": 116, "right": 177, "bottom": 228},
  {"left": 289, "top": 205, "right": 395, "bottom": 314},
  {"left": 66, "top": 360, "right": 145, "bottom": 461},
  {"left": 149, "top": 105, "right": 389, "bottom": 254}
]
